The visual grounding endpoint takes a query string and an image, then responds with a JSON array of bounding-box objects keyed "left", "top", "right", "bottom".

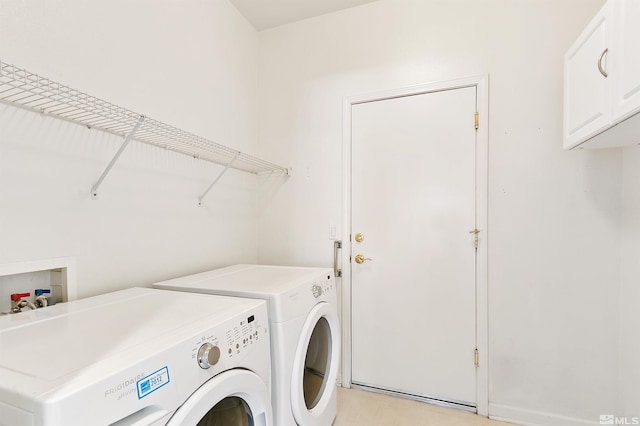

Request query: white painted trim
[
  {"left": 475, "top": 76, "right": 490, "bottom": 417},
  {"left": 347, "top": 76, "right": 484, "bottom": 106},
  {"left": 489, "top": 403, "right": 599, "bottom": 426},
  {"left": 341, "top": 95, "right": 353, "bottom": 388},
  {"left": 0, "top": 257, "right": 78, "bottom": 302},
  {"left": 340, "top": 76, "right": 490, "bottom": 415}
]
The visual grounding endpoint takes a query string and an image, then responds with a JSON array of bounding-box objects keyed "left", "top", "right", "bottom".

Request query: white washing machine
[
  {"left": 0, "top": 287, "right": 272, "bottom": 426},
  {"left": 153, "top": 264, "right": 340, "bottom": 426}
]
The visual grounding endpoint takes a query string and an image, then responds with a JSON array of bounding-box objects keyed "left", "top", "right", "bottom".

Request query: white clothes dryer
[
  {"left": 154, "top": 264, "right": 340, "bottom": 426},
  {"left": 0, "top": 287, "right": 272, "bottom": 426}
]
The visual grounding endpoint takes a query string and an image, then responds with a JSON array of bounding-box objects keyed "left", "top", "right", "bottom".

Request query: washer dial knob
[
  {"left": 197, "top": 343, "right": 221, "bottom": 369},
  {"left": 312, "top": 284, "right": 323, "bottom": 298}
]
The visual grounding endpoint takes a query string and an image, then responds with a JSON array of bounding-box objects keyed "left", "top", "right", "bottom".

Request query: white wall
[
  {"left": 620, "top": 146, "right": 640, "bottom": 417},
  {"left": 0, "top": 0, "right": 265, "bottom": 297},
  {"left": 0, "top": 0, "right": 633, "bottom": 422},
  {"left": 255, "top": 0, "right": 623, "bottom": 424}
]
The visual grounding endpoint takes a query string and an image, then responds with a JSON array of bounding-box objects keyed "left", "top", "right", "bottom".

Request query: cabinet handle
[{"left": 598, "top": 48, "right": 608, "bottom": 78}]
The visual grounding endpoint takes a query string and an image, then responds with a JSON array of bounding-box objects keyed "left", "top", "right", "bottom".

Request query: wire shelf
[{"left": 0, "top": 59, "right": 289, "bottom": 176}]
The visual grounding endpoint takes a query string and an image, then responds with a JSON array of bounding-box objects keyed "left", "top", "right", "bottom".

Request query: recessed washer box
[{"left": 0, "top": 257, "right": 77, "bottom": 313}]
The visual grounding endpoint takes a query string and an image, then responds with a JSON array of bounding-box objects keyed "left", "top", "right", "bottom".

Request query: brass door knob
[
  {"left": 355, "top": 233, "right": 364, "bottom": 243},
  {"left": 355, "top": 254, "right": 372, "bottom": 264}
]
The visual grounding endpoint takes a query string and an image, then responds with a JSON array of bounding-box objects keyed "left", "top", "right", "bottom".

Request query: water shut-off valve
[
  {"left": 10, "top": 292, "right": 37, "bottom": 313},
  {"left": 34, "top": 289, "right": 53, "bottom": 308}
]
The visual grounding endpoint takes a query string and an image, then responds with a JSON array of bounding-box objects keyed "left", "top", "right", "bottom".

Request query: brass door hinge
[
  {"left": 469, "top": 228, "right": 480, "bottom": 249},
  {"left": 474, "top": 348, "right": 479, "bottom": 368},
  {"left": 474, "top": 112, "right": 479, "bottom": 130}
]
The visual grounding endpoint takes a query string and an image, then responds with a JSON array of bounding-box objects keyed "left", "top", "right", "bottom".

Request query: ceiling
[{"left": 229, "top": 0, "right": 379, "bottom": 31}]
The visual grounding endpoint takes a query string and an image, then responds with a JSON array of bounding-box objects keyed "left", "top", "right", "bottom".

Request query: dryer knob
[
  {"left": 197, "top": 343, "right": 221, "bottom": 369},
  {"left": 312, "top": 284, "right": 323, "bottom": 298}
]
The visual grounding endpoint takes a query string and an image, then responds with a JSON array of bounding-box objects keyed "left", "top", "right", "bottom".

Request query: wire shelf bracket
[
  {"left": 0, "top": 59, "right": 290, "bottom": 200},
  {"left": 91, "top": 115, "right": 145, "bottom": 199},
  {"left": 198, "top": 151, "right": 240, "bottom": 207}
]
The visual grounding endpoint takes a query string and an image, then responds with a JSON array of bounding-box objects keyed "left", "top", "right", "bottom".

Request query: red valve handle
[{"left": 10, "top": 292, "right": 30, "bottom": 301}]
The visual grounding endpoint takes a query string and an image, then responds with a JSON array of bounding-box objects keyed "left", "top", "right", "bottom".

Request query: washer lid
[{"left": 0, "top": 287, "right": 261, "bottom": 381}]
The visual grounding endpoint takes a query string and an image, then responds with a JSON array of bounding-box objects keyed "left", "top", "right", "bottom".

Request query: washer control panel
[
  {"left": 310, "top": 273, "right": 335, "bottom": 298},
  {"left": 197, "top": 343, "right": 221, "bottom": 369},
  {"left": 191, "top": 310, "right": 266, "bottom": 369}
]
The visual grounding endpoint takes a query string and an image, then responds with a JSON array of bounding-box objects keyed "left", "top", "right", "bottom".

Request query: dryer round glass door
[
  {"left": 167, "top": 369, "right": 272, "bottom": 426},
  {"left": 291, "top": 301, "right": 340, "bottom": 425},
  {"left": 303, "top": 317, "right": 331, "bottom": 409}
]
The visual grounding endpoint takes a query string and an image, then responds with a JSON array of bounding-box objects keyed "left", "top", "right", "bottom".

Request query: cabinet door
[
  {"left": 564, "top": 2, "right": 612, "bottom": 149},
  {"left": 612, "top": 0, "right": 640, "bottom": 122}
]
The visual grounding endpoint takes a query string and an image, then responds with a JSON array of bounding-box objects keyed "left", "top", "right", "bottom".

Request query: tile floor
[{"left": 334, "top": 387, "right": 513, "bottom": 426}]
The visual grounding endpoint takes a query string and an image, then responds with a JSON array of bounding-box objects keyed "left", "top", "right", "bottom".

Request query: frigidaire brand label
[
  {"left": 137, "top": 367, "right": 170, "bottom": 399},
  {"left": 104, "top": 372, "right": 145, "bottom": 401}
]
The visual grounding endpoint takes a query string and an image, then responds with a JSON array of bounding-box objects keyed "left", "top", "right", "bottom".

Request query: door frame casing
[{"left": 340, "top": 76, "right": 489, "bottom": 416}]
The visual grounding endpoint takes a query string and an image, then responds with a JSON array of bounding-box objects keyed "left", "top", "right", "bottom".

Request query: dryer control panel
[{"left": 310, "top": 273, "right": 335, "bottom": 298}]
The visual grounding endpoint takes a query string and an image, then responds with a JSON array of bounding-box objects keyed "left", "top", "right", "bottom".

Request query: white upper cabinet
[
  {"left": 564, "top": 1, "right": 612, "bottom": 149},
  {"left": 613, "top": 0, "right": 640, "bottom": 121},
  {"left": 564, "top": 0, "right": 640, "bottom": 150}
]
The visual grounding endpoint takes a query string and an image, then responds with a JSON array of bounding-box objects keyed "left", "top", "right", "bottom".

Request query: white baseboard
[{"left": 489, "top": 403, "right": 599, "bottom": 426}]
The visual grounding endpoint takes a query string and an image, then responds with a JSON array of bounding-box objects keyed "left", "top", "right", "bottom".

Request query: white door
[
  {"left": 350, "top": 86, "right": 477, "bottom": 407},
  {"left": 563, "top": 1, "right": 612, "bottom": 149}
]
